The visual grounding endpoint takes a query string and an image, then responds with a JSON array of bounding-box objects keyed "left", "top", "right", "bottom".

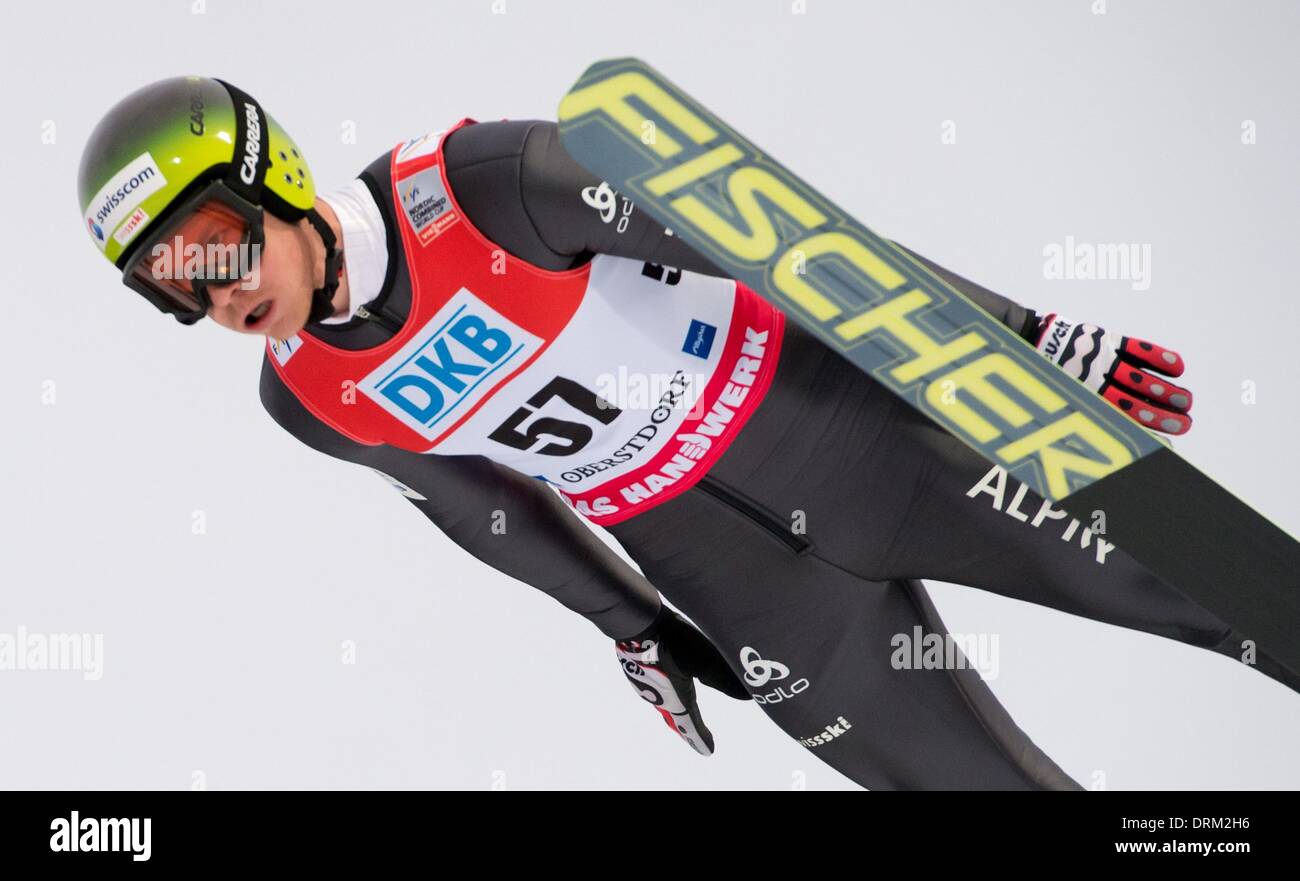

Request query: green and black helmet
[{"left": 77, "top": 76, "right": 340, "bottom": 324}]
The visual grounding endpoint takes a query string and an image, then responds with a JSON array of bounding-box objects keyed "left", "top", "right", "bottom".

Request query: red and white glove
[
  {"left": 614, "top": 608, "right": 750, "bottom": 756},
  {"left": 1034, "top": 313, "right": 1193, "bottom": 435}
]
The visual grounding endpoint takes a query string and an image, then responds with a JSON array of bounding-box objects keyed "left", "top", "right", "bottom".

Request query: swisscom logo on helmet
[{"left": 83, "top": 153, "right": 166, "bottom": 251}]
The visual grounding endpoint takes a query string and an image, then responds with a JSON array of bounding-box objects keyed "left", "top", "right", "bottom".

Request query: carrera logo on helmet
[
  {"left": 359, "top": 288, "right": 542, "bottom": 443},
  {"left": 239, "top": 102, "right": 262, "bottom": 185},
  {"left": 189, "top": 88, "right": 204, "bottom": 135},
  {"left": 83, "top": 153, "right": 166, "bottom": 251}
]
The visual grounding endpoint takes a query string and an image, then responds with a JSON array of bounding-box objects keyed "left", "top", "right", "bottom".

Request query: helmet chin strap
[{"left": 305, "top": 207, "right": 344, "bottom": 324}]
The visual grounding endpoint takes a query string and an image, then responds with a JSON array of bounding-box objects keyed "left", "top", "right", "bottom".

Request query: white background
[{"left": 2, "top": 0, "right": 1297, "bottom": 790}]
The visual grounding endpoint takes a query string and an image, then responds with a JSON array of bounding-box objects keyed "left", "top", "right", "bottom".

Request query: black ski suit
[{"left": 261, "top": 120, "right": 1295, "bottom": 790}]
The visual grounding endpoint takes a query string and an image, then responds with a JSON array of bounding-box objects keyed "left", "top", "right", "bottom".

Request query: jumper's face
[{"left": 202, "top": 211, "right": 319, "bottom": 338}]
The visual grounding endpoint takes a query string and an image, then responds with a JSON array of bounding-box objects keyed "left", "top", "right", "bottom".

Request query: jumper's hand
[
  {"left": 614, "top": 608, "right": 750, "bottom": 756},
  {"left": 1034, "top": 313, "right": 1193, "bottom": 435}
]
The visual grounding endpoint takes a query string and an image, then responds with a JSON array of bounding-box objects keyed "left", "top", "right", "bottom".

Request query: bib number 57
[{"left": 488, "top": 376, "right": 621, "bottom": 456}]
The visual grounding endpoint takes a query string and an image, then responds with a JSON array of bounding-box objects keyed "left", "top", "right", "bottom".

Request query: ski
[{"left": 557, "top": 57, "right": 1300, "bottom": 678}]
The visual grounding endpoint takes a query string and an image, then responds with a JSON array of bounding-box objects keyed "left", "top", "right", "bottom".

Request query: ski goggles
[{"left": 119, "top": 179, "right": 265, "bottom": 325}]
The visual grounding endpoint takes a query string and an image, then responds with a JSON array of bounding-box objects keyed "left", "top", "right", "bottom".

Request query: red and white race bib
[{"left": 269, "top": 120, "right": 784, "bottom": 524}]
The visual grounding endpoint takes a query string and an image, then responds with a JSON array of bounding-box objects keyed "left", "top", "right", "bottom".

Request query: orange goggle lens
[{"left": 128, "top": 199, "right": 256, "bottom": 313}]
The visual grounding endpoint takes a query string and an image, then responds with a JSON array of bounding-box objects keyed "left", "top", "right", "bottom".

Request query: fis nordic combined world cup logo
[{"left": 398, "top": 166, "right": 456, "bottom": 246}]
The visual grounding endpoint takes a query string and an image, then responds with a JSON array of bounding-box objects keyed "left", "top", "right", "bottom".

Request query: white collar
[{"left": 317, "top": 179, "right": 388, "bottom": 324}]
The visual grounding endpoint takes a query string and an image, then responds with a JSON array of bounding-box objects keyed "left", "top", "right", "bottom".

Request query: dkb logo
[{"left": 361, "top": 288, "right": 542, "bottom": 441}]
